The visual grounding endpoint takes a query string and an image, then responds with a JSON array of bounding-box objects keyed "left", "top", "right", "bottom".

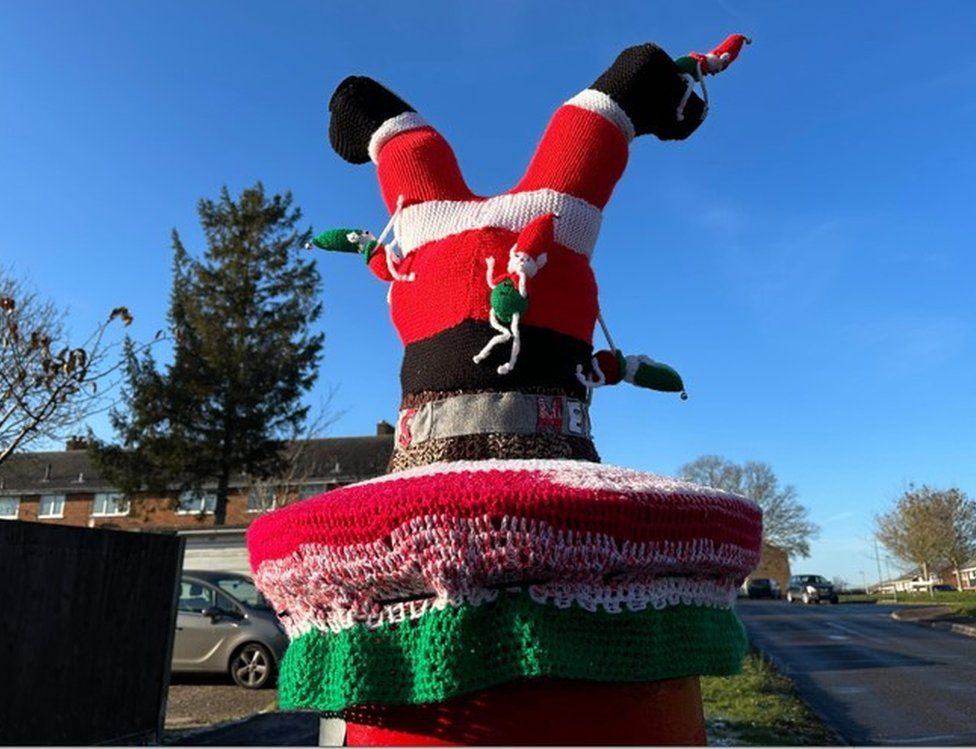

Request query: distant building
[
  {"left": 873, "top": 571, "right": 945, "bottom": 594},
  {"left": 960, "top": 561, "right": 976, "bottom": 591},
  {"left": 0, "top": 423, "right": 394, "bottom": 574},
  {"left": 745, "top": 543, "right": 791, "bottom": 593},
  {"left": 936, "top": 561, "right": 976, "bottom": 591}
]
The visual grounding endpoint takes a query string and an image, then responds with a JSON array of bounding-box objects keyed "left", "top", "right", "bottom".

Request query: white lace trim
[{"left": 273, "top": 577, "right": 737, "bottom": 638}]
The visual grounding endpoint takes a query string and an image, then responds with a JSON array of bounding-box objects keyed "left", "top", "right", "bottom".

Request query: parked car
[
  {"left": 786, "top": 574, "right": 838, "bottom": 604},
  {"left": 931, "top": 584, "right": 957, "bottom": 592},
  {"left": 172, "top": 570, "right": 288, "bottom": 688},
  {"left": 745, "top": 578, "right": 781, "bottom": 599}
]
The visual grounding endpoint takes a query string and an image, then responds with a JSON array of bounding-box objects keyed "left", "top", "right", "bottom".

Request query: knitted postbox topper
[{"left": 247, "top": 36, "right": 762, "bottom": 717}]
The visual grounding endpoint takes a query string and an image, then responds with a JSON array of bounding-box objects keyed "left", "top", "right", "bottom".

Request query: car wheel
[
  {"left": 802, "top": 592, "right": 810, "bottom": 604},
  {"left": 831, "top": 596, "right": 839, "bottom": 604},
  {"left": 230, "top": 642, "right": 274, "bottom": 689}
]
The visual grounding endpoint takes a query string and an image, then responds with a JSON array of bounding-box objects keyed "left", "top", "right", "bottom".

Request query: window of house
[
  {"left": 176, "top": 489, "right": 217, "bottom": 514},
  {"left": 297, "top": 483, "right": 326, "bottom": 501},
  {"left": 92, "top": 492, "right": 129, "bottom": 517},
  {"left": 247, "top": 486, "right": 276, "bottom": 513},
  {"left": 39, "top": 494, "right": 65, "bottom": 518},
  {"left": 0, "top": 497, "right": 19, "bottom": 519}
]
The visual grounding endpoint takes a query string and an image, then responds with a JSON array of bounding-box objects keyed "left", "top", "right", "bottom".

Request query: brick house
[
  {"left": 744, "top": 543, "right": 791, "bottom": 594},
  {"left": 961, "top": 562, "right": 976, "bottom": 590},
  {"left": 937, "top": 561, "right": 976, "bottom": 591},
  {"left": 0, "top": 424, "right": 394, "bottom": 573}
]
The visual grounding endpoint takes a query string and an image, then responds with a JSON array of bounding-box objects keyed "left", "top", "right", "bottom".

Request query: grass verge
[
  {"left": 840, "top": 591, "right": 976, "bottom": 618},
  {"left": 837, "top": 594, "right": 878, "bottom": 603},
  {"left": 701, "top": 651, "right": 837, "bottom": 746}
]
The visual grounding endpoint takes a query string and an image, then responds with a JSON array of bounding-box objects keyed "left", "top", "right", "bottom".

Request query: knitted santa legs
[{"left": 326, "top": 44, "right": 709, "bottom": 472}]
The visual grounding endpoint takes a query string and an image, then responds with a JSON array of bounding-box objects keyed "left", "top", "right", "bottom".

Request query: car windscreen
[
  {"left": 799, "top": 575, "right": 829, "bottom": 585},
  {"left": 215, "top": 576, "right": 271, "bottom": 609}
]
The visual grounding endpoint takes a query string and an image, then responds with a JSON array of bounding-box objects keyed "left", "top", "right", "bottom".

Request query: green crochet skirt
[{"left": 278, "top": 593, "right": 747, "bottom": 711}]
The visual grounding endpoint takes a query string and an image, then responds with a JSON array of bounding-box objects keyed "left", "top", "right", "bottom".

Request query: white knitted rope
[
  {"left": 676, "top": 67, "right": 710, "bottom": 123},
  {"left": 372, "top": 194, "right": 415, "bottom": 283},
  {"left": 394, "top": 189, "right": 603, "bottom": 259},
  {"left": 253, "top": 513, "right": 758, "bottom": 637}
]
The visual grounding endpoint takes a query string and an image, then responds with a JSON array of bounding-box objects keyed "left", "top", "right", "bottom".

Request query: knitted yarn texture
[
  {"left": 248, "top": 37, "right": 760, "bottom": 713},
  {"left": 248, "top": 460, "right": 762, "bottom": 710}
]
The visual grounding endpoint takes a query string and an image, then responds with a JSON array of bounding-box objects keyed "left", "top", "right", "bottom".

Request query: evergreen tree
[{"left": 93, "top": 183, "right": 323, "bottom": 524}]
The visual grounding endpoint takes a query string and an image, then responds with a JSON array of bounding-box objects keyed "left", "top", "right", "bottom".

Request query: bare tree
[
  {"left": 0, "top": 269, "right": 148, "bottom": 466},
  {"left": 678, "top": 455, "right": 820, "bottom": 558},
  {"left": 877, "top": 485, "right": 976, "bottom": 587},
  {"left": 242, "top": 396, "right": 342, "bottom": 512}
]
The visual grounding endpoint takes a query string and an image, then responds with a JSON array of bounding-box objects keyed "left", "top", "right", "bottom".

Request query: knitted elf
[
  {"left": 249, "top": 34, "right": 760, "bottom": 746},
  {"left": 471, "top": 213, "right": 551, "bottom": 375}
]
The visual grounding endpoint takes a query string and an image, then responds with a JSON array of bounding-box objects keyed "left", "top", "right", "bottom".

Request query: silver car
[{"left": 172, "top": 570, "right": 288, "bottom": 688}]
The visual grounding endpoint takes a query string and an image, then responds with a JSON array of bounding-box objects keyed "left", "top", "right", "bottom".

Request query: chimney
[
  {"left": 376, "top": 420, "right": 394, "bottom": 436},
  {"left": 65, "top": 435, "right": 89, "bottom": 451}
]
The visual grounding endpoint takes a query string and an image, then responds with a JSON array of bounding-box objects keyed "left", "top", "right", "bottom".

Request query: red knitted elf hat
[{"left": 248, "top": 35, "right": 761, "bottom": 718}]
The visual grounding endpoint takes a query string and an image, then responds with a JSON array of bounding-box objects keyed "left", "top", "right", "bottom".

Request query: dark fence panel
[{"left": 0, "top": 522, "right": 184, "bottom": 745}]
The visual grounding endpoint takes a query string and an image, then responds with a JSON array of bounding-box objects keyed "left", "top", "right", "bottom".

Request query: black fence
[{"left": 0, "top": 521, "right": 184, "bottom": 745}]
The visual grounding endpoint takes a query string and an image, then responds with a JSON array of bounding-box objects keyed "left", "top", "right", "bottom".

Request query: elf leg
[
  {"left": 497, "top": 312, "right": 521, "bottom": 375},
  {"left": 328, "top": 76, "right": 474, "bottom": 211},
  {"left": 472, "top": 310, "right": 512, "bottom": 365},
  {"left": 513, "top": 43, "right": 707, "bottom": 210}
]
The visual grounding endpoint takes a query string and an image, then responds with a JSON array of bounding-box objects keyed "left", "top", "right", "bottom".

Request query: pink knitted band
[{"left": 247, "top": 460, "right": 762, "bottom": 569}]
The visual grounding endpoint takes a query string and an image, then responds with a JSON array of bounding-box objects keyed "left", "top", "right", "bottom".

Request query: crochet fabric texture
[
  {"left": 247, "top": 460, "right": 762, "bottom": 710},
  {"left": 250, "top": 38, "right": 760, "bottom": 715}
]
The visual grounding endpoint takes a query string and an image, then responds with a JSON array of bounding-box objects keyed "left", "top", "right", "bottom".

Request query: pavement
[
  {"left": 738, "top": 599, "right": 976, "bottom": 746},
  {"left": 167, "top": 712, "right": 320, "bottom": 746},
  {"left": 165, "top": 675, "right": 277, "bottom": 731},
  {"left": 890, "top": 605, "right": 976, "bottom": 638}
]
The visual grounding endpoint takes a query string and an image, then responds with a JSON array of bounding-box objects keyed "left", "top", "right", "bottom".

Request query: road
[{"left": 738, "top": 600, "right": 976, "bottom": 746}]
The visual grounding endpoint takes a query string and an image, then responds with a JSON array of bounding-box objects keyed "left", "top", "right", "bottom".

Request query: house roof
[{"left": 0, "top": 434, "right": 393, "bottom": 495}]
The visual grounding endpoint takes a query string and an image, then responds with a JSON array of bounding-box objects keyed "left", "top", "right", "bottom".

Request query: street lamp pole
[
  {"left": 873, "top": 537, "right": 886, "bottom": 598},
  {"left": 884, "top": 555, "right": 898, "bottom": 603}
]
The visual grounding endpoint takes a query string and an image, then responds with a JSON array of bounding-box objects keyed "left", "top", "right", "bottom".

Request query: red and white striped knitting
[{"left": 370, "top": 100, "right": 627, "bottom": 348}]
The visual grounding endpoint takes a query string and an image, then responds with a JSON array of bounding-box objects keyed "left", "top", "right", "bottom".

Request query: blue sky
[{"left": 2, "top": 2, "right": 975, "bottom": 585}]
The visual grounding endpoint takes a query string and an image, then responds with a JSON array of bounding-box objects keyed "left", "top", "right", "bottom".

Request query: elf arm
[{"left": 308, "top": 228, "right": 394, "bottom": 283}]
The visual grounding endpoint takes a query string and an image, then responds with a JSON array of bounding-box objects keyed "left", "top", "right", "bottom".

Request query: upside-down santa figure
[{"left": 248, "top": 34, "right": 762, "bottom": 746}]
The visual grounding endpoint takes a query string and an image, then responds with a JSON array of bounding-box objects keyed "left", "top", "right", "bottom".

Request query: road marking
[
  {"left": 825, "top": 620, "right": 887, "bottom": 645},
  {"left": 825, "top": 634, "right": 848, "bottom": 640},
  {"left": 882, "top": 733, "right": 976, "bottom": 744},
  {"left": 831, "top": 686, "right": 868, "bottom": 695}
]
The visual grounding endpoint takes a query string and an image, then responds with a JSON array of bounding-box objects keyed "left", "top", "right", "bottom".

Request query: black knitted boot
[
  {"left": 329, "top": 76, "right": 416, "bottom": 164},
  {"left": 590, "top": 43, "right": 706, "bottom": 141}
]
